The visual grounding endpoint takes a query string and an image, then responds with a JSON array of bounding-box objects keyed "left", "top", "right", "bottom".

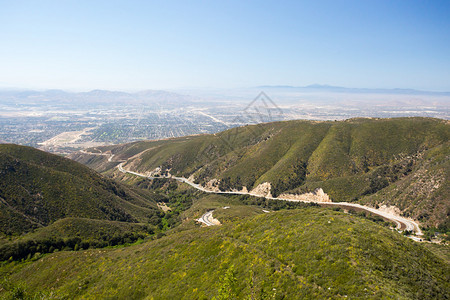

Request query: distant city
[{"left": 1, "top": 86, "right": 448, "bottom": 154}]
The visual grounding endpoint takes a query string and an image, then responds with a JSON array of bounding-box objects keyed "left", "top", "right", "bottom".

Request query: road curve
[
  {"left": 197, "top": 210, "right": 221, "bottom": 226},
  {"left": 115, "top": 162, "right": 422, "bottom": 234}
]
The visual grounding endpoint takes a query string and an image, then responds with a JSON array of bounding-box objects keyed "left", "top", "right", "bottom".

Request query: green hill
[
  {"left": 0, "top": 144, "right": 176, "bottom": 260},
  {"left": 1, "top": 207, "right": 448, "bottom": 299},
  {"left": 0, "top": 144, "right": 164, "bottom": 236},
  {"left": 73, "top": 117, "right": 449, "bottom": 229}
]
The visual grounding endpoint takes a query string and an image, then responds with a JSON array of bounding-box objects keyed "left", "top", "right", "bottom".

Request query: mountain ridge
[{"left": 72, "top": 117, "right": 449, "bottom": 229}]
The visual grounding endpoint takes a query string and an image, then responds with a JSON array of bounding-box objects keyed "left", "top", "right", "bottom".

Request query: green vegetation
[
  {"left": 0, "top": 144, "right": 163, "bottom": 236},
  {"left": 0, "top": 218, "right": 154, "bottom": 261},
  {"left": 1, "top": 208, "right": 448, "bottom": 299},
  {"left": 79, "top": 117, "right": 449, "bottom": 228},
  {"left": 0, "top": 144, "right": 198, "bottom": 261},
  {"left": 421, "top": 224, "right": 450, "bottom": 243},
  {"left": 2, "top": 118, "right": 449, "bottom": 299},
  {"left": 178, "top": 193, "right": 319, "bottom": 228},
  {"left": 361, "top": 140, "right": 449, "bottom": 229},
  {"left": 422, "top": 243, "right": 450, "bottom": 264}
]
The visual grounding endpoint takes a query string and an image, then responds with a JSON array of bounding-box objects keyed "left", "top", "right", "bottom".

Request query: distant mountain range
[
  {"left": 257, "top": 84, "right": 450, "bottom": 96},
  {"left": 1, "top": 85, "right": 449, "bottom": 106},
  {"left": 0, "top": 89, "right": 194, "bottom": 105}
]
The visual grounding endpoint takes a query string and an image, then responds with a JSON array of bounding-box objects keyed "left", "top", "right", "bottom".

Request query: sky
[{"left": 1, "top": 0, "right": 449, "bottom": 91}]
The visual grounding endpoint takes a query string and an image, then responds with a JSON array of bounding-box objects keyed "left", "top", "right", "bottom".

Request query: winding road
[
  {"left": 77, "top": 150, "right": 422, "bottom": 234},
  {"left": 115, "top": 162, "right": 422, "bottom": 234},
  {"left": 197, "top": 210, "right": 221, "bottom": 226}
]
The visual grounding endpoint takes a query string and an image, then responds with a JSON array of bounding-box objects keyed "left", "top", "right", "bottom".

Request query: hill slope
[
  {"left": 0, "top": 208, "right": 448, "bottom": 299},
  {"left": 72, "top": 117, "right": 449, "bottom": 228},
  {"left": 0, "top": 144, "right": 161, "bottom": 236}
]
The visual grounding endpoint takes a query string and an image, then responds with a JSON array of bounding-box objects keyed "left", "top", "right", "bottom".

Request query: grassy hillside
[
  {"left": 0, "top": 144, "right": 182, "bottom": 261},
  {"left": 0, "top": 144, "right": 164, "bottom": 236},
  {"left": 1, "top": 207, "right": 448, "bottom": 299},
  {"left": 0, "top": 218, "right": 155, "bottom": 261},
  {"left": 361, "top": 142, "right": 449, "bottom": 229},
  {"left": 74, "top": 117, "right": 449, "bottom": 228}
]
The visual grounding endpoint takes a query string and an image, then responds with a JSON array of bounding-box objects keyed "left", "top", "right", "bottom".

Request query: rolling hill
[
  {"left": 72, "top": 117, "right": 449, "bottom": 229},
  {"left": 0, "top": 206, "right": 448, "bottom": 299},
  {"left": 0, "top": 144, "right": 164, "bottom": 235},
  {"left": 0, "top": 144, "right": 172, "bottom": 260}
]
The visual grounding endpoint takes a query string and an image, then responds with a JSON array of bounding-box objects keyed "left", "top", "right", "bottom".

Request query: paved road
[
  {"left": 198, "top": 210, "right": 220, "bottom": 226},
  {"left": 114, "top": 161, "right": 421, "bottom": 234}
]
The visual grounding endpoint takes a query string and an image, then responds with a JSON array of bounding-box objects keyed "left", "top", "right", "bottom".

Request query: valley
[
  {"left": 115, "top": 158, "right": 421, "bottom": 233},
  {"left": 0, "top": 117, "right": 448, "bottom": 299}
]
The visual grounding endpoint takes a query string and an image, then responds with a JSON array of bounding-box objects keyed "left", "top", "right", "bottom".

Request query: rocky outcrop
[
  {"left": 279, "top": 188, "right": 331, "bottom": 203},
  {"left": 377, "top": 204, "right": 402, "bottom": 216},
  {"left": 250, "top": 182, "right": 272, "bottom": 198},
  {"left": 187, "top": 174, "right": 196, "bottom": 182},
  {"left": 148, "top": 167, "right": 162, "bottom": 177},
  {"left": 205, "top": 179, "right": 221, "bottom": 192}
]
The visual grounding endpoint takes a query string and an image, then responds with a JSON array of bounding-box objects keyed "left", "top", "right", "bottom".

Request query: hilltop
[{"left": 72, "top": 117, "right": 449, "bottom": 230}]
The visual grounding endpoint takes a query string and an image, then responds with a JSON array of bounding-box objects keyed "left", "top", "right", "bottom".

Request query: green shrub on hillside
[{"left": 1, "top": 208, "right": 448, "bottom": 299}]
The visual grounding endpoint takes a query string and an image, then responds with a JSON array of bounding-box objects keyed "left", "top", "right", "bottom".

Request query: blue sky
[{"left": 1, "top": 0, "right": 449, "bottom": 91}]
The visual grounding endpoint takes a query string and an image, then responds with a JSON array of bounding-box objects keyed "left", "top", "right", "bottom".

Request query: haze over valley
[{"left": 1, "top": 86, "right": 448, "bottom": 154}]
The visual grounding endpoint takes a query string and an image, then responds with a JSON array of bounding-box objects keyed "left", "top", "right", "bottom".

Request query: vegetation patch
[{"left": 0, "top": 208, "right": 448, "bottom": 299}]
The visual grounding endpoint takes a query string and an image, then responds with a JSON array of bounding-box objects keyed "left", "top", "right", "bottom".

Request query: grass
[
  {"left": 0, "top": 218, "right": 155, "bottom": 261},
  {"left": 421, "top": 243, "right": 450, "bottom": 264},
  {"left": 0, "top": 207, "right": 448, "bottom": 299}
]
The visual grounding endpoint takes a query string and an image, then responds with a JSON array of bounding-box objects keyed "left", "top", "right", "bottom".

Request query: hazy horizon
[{"left": 1, "top": 84, "right": 450, "bottom": 95}]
